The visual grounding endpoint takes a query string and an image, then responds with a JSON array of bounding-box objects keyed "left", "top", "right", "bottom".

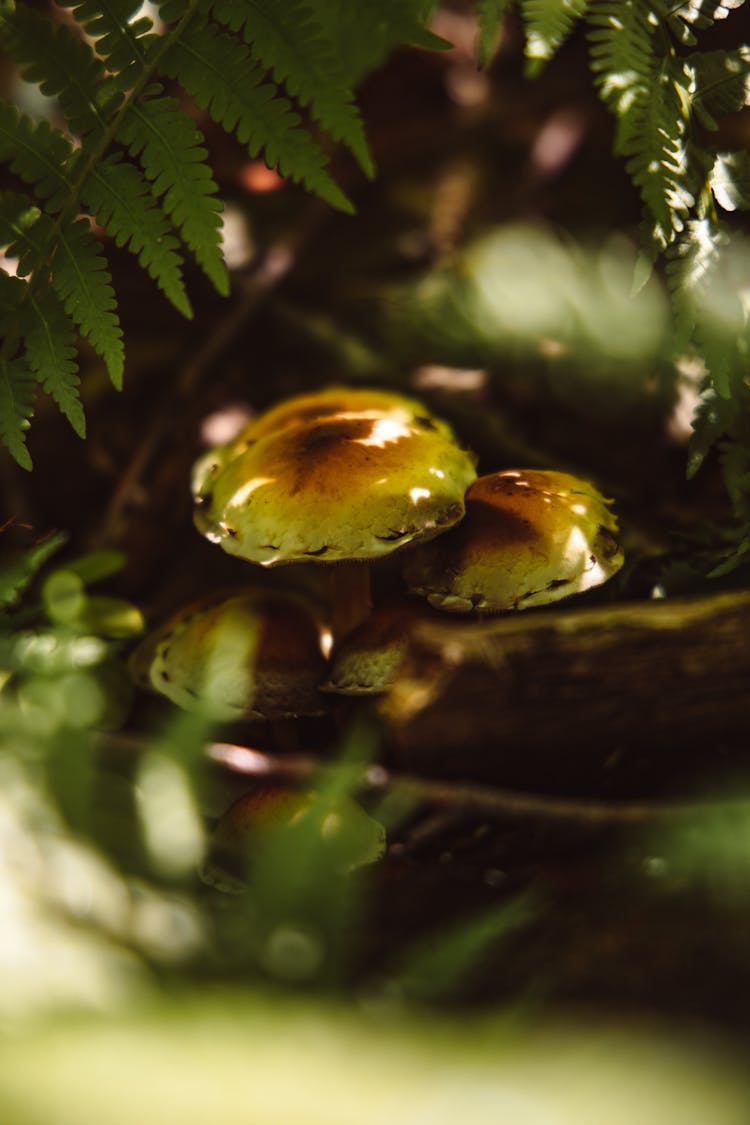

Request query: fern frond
[
  {"left": 160, "top": 21, "right": 352, "bottom": 212},
  {"left": 668, "top": 220, "right": 748, "bottom": 401},
  {"left": 669, "top": 0, "right": 747, "bottom": 44},
  {"left": 307, "top": 0, "right": 448, "bottom": 83},
  {"left": 689, "top": 46, "right": 750, "bottom": 131},
  {"left": 588, "top": 1, "right": 697, "bottom": 249},
  {"left": 0, "top": 104, "right": 74, "bottom": 212},
  {"left": 22, "top": 289, "right": 84, "bottom": 438},
  {"left": 0, "top": 355, "right": 35, "bottom": 471},
  {"left": 61, "top": 0, "right": 159, "bottom": 91},
  {"left": 521, "top": 0, "right": 589, "bottom": 74},
  {"left": 49, "top": 219, "right": 124, "bottom": 389},
  {"left": 477, "top": 0, "right": 515, "bottom": 67},
  {"left": 81, "top": 154, "right": 191, "bottom": 318},
  {"left": 0, "top": 200, "right": 124, "bottom": 389},
  {"left": 1, "top": 5, "right": 118, "bottom": 139},
  {"left": 117, "top": 96, "right": 228, "bottom": 296},
  {"left": 207, "top": 0, "right": 373, "bottom": 176},
  {"left": 710, "top": 151, "right": 750, "bottom": 212}
]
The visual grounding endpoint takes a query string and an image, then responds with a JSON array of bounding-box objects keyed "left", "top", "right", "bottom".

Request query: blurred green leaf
[{"left": 0, "top": 531, "right": 67, "bottom": 611}]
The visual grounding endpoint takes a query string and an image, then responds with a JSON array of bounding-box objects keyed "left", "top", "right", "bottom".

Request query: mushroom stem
[{"left": 327, "top": 562, "right": 373, "bottom": 643}]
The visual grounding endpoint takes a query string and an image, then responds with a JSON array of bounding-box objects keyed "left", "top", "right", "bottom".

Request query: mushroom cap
[
  {"left": 129, "top": 588, "right": 328, "bottom": 719},
  {"left": 239, "top": 386, "right": 457, "bottom": 443},
  {"left": 193, "top": 405, "right": 477, "bottom": 566},
  {"left": 402, "top": 468, "right": 624, "bottom": 613},
  {"left": 191, "top": 387, "right": 456, "bottom": 499},
  {"left": 204, "top": 785, "right": 386, "bottom": 889},
  {"left": 322, "top": 596, "right": 441, "bottom": 696}
]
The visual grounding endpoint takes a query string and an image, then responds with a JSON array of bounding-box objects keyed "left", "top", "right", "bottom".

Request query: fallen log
[{"left": 381, "top": 590, "right": 750, "bottom": 790}]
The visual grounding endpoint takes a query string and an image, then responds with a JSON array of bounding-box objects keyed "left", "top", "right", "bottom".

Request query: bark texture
[{"left": 382, "top": 591, "right": 750, "bottom": 790}]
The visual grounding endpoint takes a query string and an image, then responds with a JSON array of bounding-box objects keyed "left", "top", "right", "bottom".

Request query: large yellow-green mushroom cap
[
  {"left": 235, "top": 386, "right": 458, "bottom": 444},
  {"left": 402, "top": 468, "right": 624, "bottom": 613},
  {"left": 192, "top": 401, "right": 477, "bottom": 567},
  {"left": 191, "top": 386, "right": 457, "bottom": 501}
]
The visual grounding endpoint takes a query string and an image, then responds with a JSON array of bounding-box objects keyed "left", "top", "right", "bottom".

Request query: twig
[{"left": 205, "top": 741, "right": 746, "bottom": 827}]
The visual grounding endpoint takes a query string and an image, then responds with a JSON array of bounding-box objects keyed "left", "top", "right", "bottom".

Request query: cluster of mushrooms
[{"left": 131, "top": 387, "right": 624, "bottom": 722}]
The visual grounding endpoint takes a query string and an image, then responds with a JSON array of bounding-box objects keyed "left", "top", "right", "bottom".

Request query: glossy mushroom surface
[
  {"left": 402, "top": 469, "right": 624, "bottom": 613},
  {"left": 193, "top": 399, "right": 477, "bottom": 567},
  {"left": 129, "top": 588, "right": 328, "bottom": 719}
]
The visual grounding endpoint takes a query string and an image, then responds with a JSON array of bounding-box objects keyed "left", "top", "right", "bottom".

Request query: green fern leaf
[
  {"left": 81, "top": 154, "right": 192, "bottom": 318},
  {"left": 118, "top": 96, "right": 228, "bottom": 296},
  {"left": 160, "top": 22, "right": 352, "bottom": 212},
  {"left": 50, "top": 219, "right": 124, "bottom": 389},
  {"left": 61, "top": 0, "right": 159, "bottom": 91},
  {"left": 0, "top": 355, "right": 35, "bottom": 470},
  {"left": 207, "top": 0, "right": 373, "bottom": 176},
  {"left": 689, "top": 47, "right": 750, "bottom": 130},
  {"left": 0, "top": 201, "right": 124, "bottom": 389},
  {"left": 0, "top": 103, "right": 73, "bottom": 212},
  {"left": 0, "top": 192, "right": 42, "bottom": 261},
  {"left": 669, "top": 220, "right": 748, "bottom": 402},
  {"left": 306, "top": 0, "right": 448, "bottom": 83},
  {"left": 521, "top": 0, "right": 589, "bottom": 74},
  {"left": 22, "top": 289, "right": 85, "bottom": 438},
  {"left": 711, "top": 151, "right": 750, "bottom": 212},
  {"left": 477, "top": 0, "right": 515, "bottom": 68},
  {"left": 1, "top": 5, "right": 117, "bottom": 139},
  {"left": 588, "top": 1, "right": 696, "bottom": 249},
  {"left": 670, "top": 0, "right": 747, "bottom": 44},
  {"left": 687, "top": 380, "right": 735, "bottom": 478}
]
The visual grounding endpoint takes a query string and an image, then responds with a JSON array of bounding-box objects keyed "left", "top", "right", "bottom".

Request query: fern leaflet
[
  {"left": 1, "top": 5, "right": 117, "bottom": 140},
  {"left": 62, "top": 0, "right": 159, "bottom": 92},
  {"left": 477, "top": 0, "right": 515, "bottom": 67},
  {"left": 81, "top": 154, "right": 192, "bottom": 317},
  {"left": 117, "top": 96, "right": 228, "bottom": 296},
  {"left": 588, "top": 1, "right": 696, "bottom": 250},
  {"left": 207, "top": 0, "right": 373, "bottom": 176},
  {"left": 0, "top": 356, "right": 35, "bottom": 471},
  {"left": 0, "top": 104, "right": 73, "bottom": 212},
  {"left": 22, "top": 289, "right": 85, "bottom": 439},
  {"left": 711, "top": 152, "right": 750, "bottom": 212},
  {"left": 160, "top": 21, "right": 352, "bottom": 212},
  {"left": 521, "top": 0, "right": 589, "bottom": 73},
  {"left": 689, "top": 46, "right": 750, "bottom": 130},
  {"left": 307, "top": 0, "right": 448, "bottom": 83},
  {"left": 50, "top": 219, "right": 125, "bottom": 390}
]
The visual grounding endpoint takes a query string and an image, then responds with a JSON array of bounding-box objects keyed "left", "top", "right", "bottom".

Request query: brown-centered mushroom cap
[
  {"left": 237, "top": 386, "right": 457, "bottom": 443},
  {"left": 402, "top": 468, "right": 624, "bottom": 613},
  {"left": 191, "top": 386, "right": 457, "bottom": 500},
  {"left": 129, "top": 588, "right": 328, "bottom": 719},
  {"left": 193, "top": 403, "right": 477, "bottom": 567}
]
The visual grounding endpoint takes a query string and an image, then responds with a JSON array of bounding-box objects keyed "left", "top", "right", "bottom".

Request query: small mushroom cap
[
  {"left": 402, "top": 468, "right": 624, "bottom": 613},
  {"left": 204, "top": 785, "right": 386, "bottom": 889},
  {"left": 193, "top": 407, "right": 477, "bottom": 566},
  {"left": 129, "top": 588, "right": 328, "bottom": 719},
  {"left": 322, "top": 596, "right": 442, "bottom": 696}
]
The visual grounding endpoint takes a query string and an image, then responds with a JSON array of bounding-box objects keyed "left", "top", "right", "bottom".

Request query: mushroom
[
  {"left": 402, "top": 468, "right": 624, "bottom": 613},
  {"left": 321, "top": 595, "right": 444, "bottom": 696},
  {"left": 192, "top": 388, "right": 477, "bottom": 639},
  {"left": 203, "top": 784, "right": 386, "bottom": 891},
  {"left": 129, "top": 587, "right": 328, "bottom": 720}
]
